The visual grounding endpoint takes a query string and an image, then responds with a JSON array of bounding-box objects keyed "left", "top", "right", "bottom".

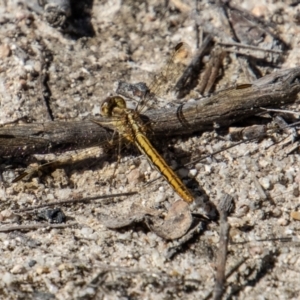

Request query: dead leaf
[
  {"left": 98, "top": 201, "right": 193, "bottom": 240},
  {"left": 146, "top": 200, "right": 193, "bottom": 240}
]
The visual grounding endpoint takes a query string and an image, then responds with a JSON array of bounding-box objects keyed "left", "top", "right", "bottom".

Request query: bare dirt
[{"left": 1, "top": 0, "right": 300, "bottom": 299}]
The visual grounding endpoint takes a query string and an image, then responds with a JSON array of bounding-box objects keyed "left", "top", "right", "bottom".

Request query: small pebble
[
  {"left": 259, "top": 177, "right": 271, "bottom": 190},
  {"left": 177, "top": 168, "right": 189, "bottom": 178},
  {"left": 126, "top": 168, "right": 143, "bottom": 184},
  {"left": 2, "top": 272, "right": 14, "bottom": 286},
  {"left": 78, "top": 287, "right": 95, "bottom": 298},
  {"left": 0, "top": 44, "right": 11, "bottom": 58},
  {"left": 249, "top": 245, "right": 263, "bottom": 256},
  {"left": 28, "top": 260, "right": 37, "bottom": 268},
  {"left": 290, "top": 211, "right": 300, "bottom": 221},
  {"left": 278, "top": 217, "right": 289, "bottom": 226},
  {"left": 1, "top": 209, "right": 14, "bottom": 220},
  {"left": 235, "top": 205, "right": 250, "bottom": 217},
  {"left": 188, "top": 168, "right": 197, "bottom": 178},
  {"left": 272, "top": 208, "right": 282, "bottom": 218},
  {"left": 10, "top": 265, "right": 27, "bottom": 274},
  {"left": 80, "top": 227, "right": 94, "bottom": 238},
  {"left": 36, "top": 266, "right": 50, "bottom": 275}
]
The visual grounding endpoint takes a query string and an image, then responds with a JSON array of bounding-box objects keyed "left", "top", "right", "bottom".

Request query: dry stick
[
  {"left": 0, "top": 222, "right": 77, "bottom": 233},
  {"left": 204, "top": 257, "right": 248, "bottom": 300},
  {"left": 218, "top": 41, "right": 283, "bottom": 54},
  {"left": 13, "top": 192, "right": 137, "bottom": 213},
  {"left": 260, "top": 107, "right": 300, "bottom": 116},
  {"left": 0, "top": 68, "right": 299, "bottom": 158},
  {"left": 213, "top": 194, "right": 233, "bottom": 300},
  {"left": 37, "top": 45, "right": 54, "bottom": 121},
  {"left": 198, "top": 47, "right": 226, "bottom": 95},
  {"left": 174, "top": 34, "right": 213, "bottom": 93}
]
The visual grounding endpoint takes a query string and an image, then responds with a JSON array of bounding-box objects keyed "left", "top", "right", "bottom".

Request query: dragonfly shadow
[{"left": 68, "top": 0, "right": 95, "bottom": 38}]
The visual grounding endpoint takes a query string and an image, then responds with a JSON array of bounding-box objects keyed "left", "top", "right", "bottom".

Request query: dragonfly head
[{"left": 100, "top": 96, "right": 127, "bottom": 117}]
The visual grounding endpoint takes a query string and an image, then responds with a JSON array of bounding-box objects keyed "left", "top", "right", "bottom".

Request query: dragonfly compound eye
[
  {"left": 100, "top": 96, "right": 127, "bottom": 117},
  {"left": 100, "top": 100, "right": 111, "bottom": 117},
  {"left": 113, "top": 96, "right": 127, "bottom": 109}
]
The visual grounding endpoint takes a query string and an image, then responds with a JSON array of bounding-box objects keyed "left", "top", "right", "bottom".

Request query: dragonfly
[
  {"left": 12, "top": 41, "right": 200, "bottom": 203},
  {"left": 92, "top": 95, "right": 194, "bottom": 203}
]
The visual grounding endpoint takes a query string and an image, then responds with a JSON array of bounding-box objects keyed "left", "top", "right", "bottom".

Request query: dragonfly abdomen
[{"left": 133, "top": 129, "right": 194, "bottom": 203}]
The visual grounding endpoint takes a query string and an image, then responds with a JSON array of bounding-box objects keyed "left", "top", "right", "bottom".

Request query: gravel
[{"left": 1, "top": 0, "right": 300, "bottom": 299}]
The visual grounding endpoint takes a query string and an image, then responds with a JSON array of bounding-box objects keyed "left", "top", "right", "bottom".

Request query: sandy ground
[{"left": 1, "top": 0, "right": 300, "bottom": 299}]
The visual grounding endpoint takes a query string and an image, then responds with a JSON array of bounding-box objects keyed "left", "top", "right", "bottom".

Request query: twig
[
  {"left": 218, "top": 41, "right": 283, "bottom": 54},
  {"left": 251, "top": 172, "right": 267, "bottom": 200},
  {"left": 0, "top": 221, "right": 77, "bottom": 232},
  {"left": 260, "top": 107, "right": 300, "bottom": 116},
  {"left": 204, "top": 257, "right": 248, "bottom": 300},
  {"left": 213, "top": 194, "right": 233, "bottom": 300},
  {"left": 0, "top": 68, "right": 300, "bottom": 158},
  {"left": 13, "top": 192, "right": 138, "bottom": 213},
  {"left": 174, "top": 34, "right": 212, "bottom": 93}
]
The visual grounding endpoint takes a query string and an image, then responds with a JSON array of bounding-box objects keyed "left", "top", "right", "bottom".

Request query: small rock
[
  {"left": 188, "top": 169, "right": 198, "bottom": 178},
  {"left": 28, "top": 260, "right": 37, "bottom": 268},
  {"left": 80, "top": 227, "right": 94, "bottom": 238},
  {"left": 292, "top": 185, "right": 299, "bottom": 197},
  {"left": 278, "top": 217, "right": 289, "bottom": 226},
  {"left": 36, "top": 266, "right": 50, "bottom": 275},
  {"left": 0, "top": 209, "right": 14, "bottom": 220},
  {"left": 177, "top": 168, "right": 189, "bottom": 178},
  {"left": 249, "top": 244, "right": 263, "bottom": 256},
  {"left": 78, "top": 287, "right": 95, "bottom": 298},
  {"left": 272, "top": 208, "right": 282, "bottom": 218},
  {"left": 290, "top": 211, "right": 300, "bottom": 221},
  {"left": 58, "top": 263, "right": 74, "bottom": 271},
  {"left": 58, "top": 264, "right": 66, "bottom": 271},
  {"left": 259, "top": 177, "right": 271, "bottom": 190},
  {"left": 17, "top": 79, "right": 28, "bottom": 90},
  {"left": 126, "top": 168, "right": 144, "bottom": 184},
  {"left": 10, "top": 264, "right": 26, "bottom": 274},
  {"left": 2, "top": 272, "right": 14, "bottom": 286},
  {"left": 235, "top": 205, "right": 250, "bottom": 217},
  {"left": 0, "top": 44, "right": 11, "bottom": 58}
]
